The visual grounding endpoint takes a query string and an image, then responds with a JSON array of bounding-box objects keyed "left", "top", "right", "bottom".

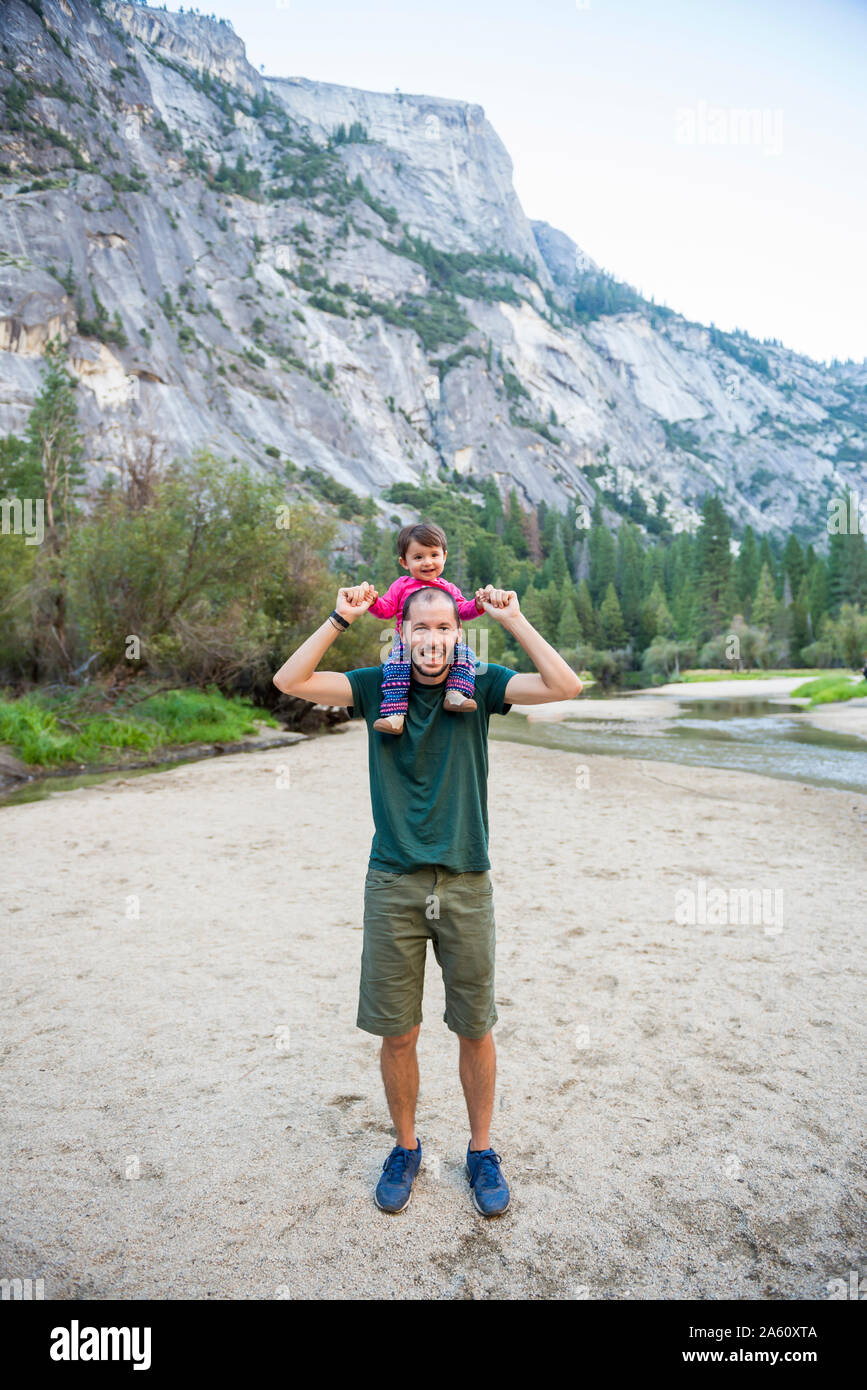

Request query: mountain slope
[{"left": 0, "top": 0, "right": 864, "bottom": 542}]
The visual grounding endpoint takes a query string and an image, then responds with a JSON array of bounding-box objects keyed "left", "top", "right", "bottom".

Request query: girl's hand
[
  {"left": 477, "top": 585, "right": 520, "bottom": 621},
  {"left": 335, "top": 582, "right": 378, "bottom": 622}
]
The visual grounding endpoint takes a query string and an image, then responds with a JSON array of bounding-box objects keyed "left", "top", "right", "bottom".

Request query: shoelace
[
  {"left": 382, "top": 1146, "right": 413, "bottom": 1180},
  {"left": 469, "top": 1150, "right": 503, "bottom": 1189}
]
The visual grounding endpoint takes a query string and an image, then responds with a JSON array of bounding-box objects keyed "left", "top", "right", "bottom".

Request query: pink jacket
[{"left": 368, "top": 575, "right": 482, "bottom": 628}]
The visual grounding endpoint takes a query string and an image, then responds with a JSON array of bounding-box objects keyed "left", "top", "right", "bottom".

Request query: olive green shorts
[{"left": 357, "top": 865, "right": 498, "bottom": 1040}]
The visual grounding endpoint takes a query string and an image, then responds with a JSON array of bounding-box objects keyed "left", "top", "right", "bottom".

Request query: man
[{"left": 272, "top": 580, "right": 582, "bottom": 1216}]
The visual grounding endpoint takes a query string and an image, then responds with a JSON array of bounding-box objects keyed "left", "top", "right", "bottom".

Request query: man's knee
[
  {"left": 380, "top": 1023, "right": 421, "bottom": 1051},
  {"left": 457, "top": 1028, "right": 493, "bottom": 1046}
]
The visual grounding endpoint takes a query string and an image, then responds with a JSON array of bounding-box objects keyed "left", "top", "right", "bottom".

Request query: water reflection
[{"left": 492, "top": 697, "right": 867, "bottom": 794}]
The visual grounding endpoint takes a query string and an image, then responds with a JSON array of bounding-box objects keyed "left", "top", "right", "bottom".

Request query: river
[{"left": 492, "top": 687, "right": 867, "bottom": 795}]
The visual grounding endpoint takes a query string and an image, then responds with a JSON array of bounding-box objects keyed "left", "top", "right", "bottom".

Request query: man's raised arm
[
  {"left": 271, "top": 583, "right": 378, "bottom": 705},
  {"left": 477, "top": 586, "right": 583, "bottom": 705}
]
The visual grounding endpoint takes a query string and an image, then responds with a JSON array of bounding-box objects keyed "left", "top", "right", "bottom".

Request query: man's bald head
[{"left": 402, "top": 585, "right": 461, "bottom": 630}]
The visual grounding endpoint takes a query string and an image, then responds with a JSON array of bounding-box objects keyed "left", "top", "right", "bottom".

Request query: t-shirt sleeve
[
  {"left": 481, "top": 663, "right": 516, "bottom": 717},
  {"left": 346, "top": 666, "right": 380, "bottom": 720}
]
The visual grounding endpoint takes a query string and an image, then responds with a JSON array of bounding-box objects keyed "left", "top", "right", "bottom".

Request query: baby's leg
[
  {"left": 373, "top": 631, "right": 411, "bottom": 734},
  {"left": 444, "top": 639, "right": 477, "bottom": 712}
]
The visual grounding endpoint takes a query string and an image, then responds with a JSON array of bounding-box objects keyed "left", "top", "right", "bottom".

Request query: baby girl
[{"left": 363, "top": 520, "right": 486, "bottom": 734}]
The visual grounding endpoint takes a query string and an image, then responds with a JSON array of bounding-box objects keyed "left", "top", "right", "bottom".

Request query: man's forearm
[
  {"left": 272, "top": 616, "right": 341, "bottom": 693},
  {"left": 500, "top": 611, "right": 581, "bottom": 695}
]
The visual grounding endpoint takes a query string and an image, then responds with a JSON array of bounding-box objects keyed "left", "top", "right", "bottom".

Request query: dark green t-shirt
[{"left": 345, "top": 662, "right": 516, "bottom": 873}]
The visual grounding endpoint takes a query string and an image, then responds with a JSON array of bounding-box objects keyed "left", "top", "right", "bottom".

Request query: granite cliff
[{"left": 0, "top": 0, "right": 864, "bottom": 542}]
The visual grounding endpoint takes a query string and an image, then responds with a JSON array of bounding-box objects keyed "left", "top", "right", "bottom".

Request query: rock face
[{"left": 0, "top": 0, "right": 864, "bottom": 541}]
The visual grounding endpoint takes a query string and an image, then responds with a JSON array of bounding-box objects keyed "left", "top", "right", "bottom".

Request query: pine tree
[
  {"left": 759, "top": 534, "right": 778, "bottom": 597},
  {"left": 616, "top": 521, "right": 643, "bottom": 641},
  {"left": 782, "top": 533, "right": 806, "bottom": 598},
  {"left": 640, "top": 580, "right": 676, "bottom": 646},
  {"left": 557, "top": 593, "right": 582, "bottom": 650},
  {"left": 599, "top": 581, "right": 626, "bottom": 647},
  {"left": 736, "top": 525, "right": 760, "bottom": 613},
  {"left": 374, "top": 526, "right": 398, "bottom": 593},
  {"left": 524, "top": 506, "right": 543, "bottom": 564},
  {"left": 828, "top": 524, "right": 867, "bottom": 611},
  {"left": 503, "top": 489, "right": 528, "bottom": 557},
  {"left": 540, "top": 502, "right": 558, "bottom": 554},
  {"left": 481, "top": 478, "right": 504, "bottom": 535},
  {"left": 655, "top": 587, "right": 676, "bottom": 639},
  {"left": 13, "top": 336, "right": 87, "bottom": 676},
  {"left": 450, "top": 530, "right": 469, "bottom": 591},
  {"left": 807, "top": 558, "right": 829, "bottom": 633},
  {"left": 19, "top": 335, "right": 85, "bottom": 549},
  {"left": 790, "top": 574, "right": 810, "bottom": 663},
  {"left": 575, "top": 579, "right": 597, "bottom": 645},
  {"left": 694, "top": 495, "right": 735, "bottom": 641},
  {"left": 752, "top": 563, "right": 778, "bottom": 627},
  {"left": 540, "top": 581, "right": 562, "bottom": 635},
  {"left": 550, "top": 526, "right": 567, "bottom": 588},
  {"left": 588, "top": 500, "right": 616, "bottom": 605},
  {"left": 359, "top": 517, "right": 380, "bottom": 568},
  {"left": 519, "top": 581, "right": 546, "bottom": 633}
]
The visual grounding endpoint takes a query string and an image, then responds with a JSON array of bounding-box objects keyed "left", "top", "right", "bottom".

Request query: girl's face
[{"left": 400, "top": 543, "right": 446, "bottom": 581}]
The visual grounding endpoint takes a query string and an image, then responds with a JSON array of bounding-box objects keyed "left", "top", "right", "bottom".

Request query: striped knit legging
[{"left": 379, "top": 630, "right": 477, "bottom": 717}]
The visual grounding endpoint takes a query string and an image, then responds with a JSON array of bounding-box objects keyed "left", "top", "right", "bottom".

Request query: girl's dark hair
[{"left": 397, "top": 521, "right": 448, "bottom": 559}]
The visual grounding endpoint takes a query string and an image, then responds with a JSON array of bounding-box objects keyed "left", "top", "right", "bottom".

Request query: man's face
[{"left": 401, "top": 595, "right": 460, "bottom": 679}]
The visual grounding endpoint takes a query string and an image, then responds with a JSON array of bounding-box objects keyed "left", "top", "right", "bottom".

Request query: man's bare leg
[
  {"left": 379, "top": 1024, "right": 421, "bottom": 1149},
  {"left": 458, "top": 1031, "right": 496, "bottom": 1150}
]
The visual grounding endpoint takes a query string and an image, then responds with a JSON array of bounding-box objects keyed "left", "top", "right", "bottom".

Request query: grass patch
[
  {"left": 0, "top": 684, "right": 278, "bottom": 769},
  {"left": 790, "top": 674, "right": 867, "bottom": 706},
  {"left": 678, "top": 669, "right": 827, "bottom": 683}
]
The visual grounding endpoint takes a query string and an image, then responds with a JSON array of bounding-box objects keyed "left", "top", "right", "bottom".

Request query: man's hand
[
  {"left": 335, "top": 581, "right": 378, "bottom": 622},
  {"left": 476, "top": 585, "right": 520, "bottom": 623}
]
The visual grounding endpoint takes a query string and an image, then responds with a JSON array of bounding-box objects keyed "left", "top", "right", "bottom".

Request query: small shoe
[
  {"left": 466, "top": 1144, "right": 510, "bottom": 1217},
  {"left": 443, "top": 690, "right": 477, "bottom": 713},
  {"left": 373, "top": 713, "right": 405, "bottom": 734},
  {"left": 375, "top": 1139, "right": 422, "bottom": 1213}
]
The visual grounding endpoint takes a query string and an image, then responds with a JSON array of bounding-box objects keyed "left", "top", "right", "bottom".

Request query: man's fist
[
  {"left": 476, "top": 585, "right": 520, "bottom": 622},
  {"left": 335, "top": 581, "right": 378, "bottom": 622}
]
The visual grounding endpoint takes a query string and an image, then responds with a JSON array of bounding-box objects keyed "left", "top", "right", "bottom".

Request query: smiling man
[{"left": 272, "top": 580, "right": 582, "bottom": 1217}]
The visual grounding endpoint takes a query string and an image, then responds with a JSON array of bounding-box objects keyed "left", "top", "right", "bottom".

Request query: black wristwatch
[{"left": 329, "top": 609, "right": 349, "bottom": 630}]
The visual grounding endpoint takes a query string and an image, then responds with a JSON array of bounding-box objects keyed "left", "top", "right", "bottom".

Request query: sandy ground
[
  {"left": 512, "top": 697, "right": 683, "bottom": 722},
  {"left": 2, "top": 722, "right": 866, "bottom": 1301}
]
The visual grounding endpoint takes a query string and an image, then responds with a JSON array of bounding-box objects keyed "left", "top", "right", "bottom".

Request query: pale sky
[{"left": 166, "top": 0, "right": 866, "bottom": 366}]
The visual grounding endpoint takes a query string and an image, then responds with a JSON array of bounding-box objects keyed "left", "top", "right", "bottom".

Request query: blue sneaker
[
  {"left": 374, "top": 1140, "right": 422, "bottom": 1212},
  {"left": 466, "top": 1144, "right": 510, "bottom": 1216}
]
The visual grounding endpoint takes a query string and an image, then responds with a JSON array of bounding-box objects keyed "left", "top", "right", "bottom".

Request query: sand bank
[{"left": 2, "top": 725, "right": 864, "bottom": 1299}]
